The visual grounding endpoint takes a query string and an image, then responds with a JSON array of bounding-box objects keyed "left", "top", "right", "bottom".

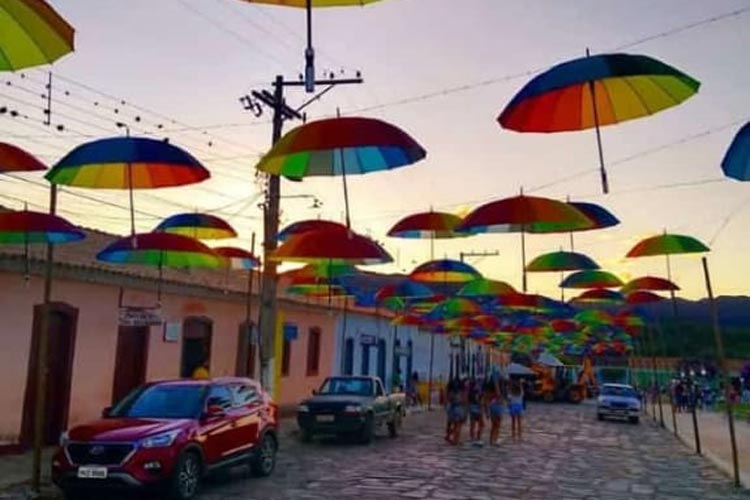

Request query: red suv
[{"left": 52, "top": 377, "right": 278, "bottom": 500}]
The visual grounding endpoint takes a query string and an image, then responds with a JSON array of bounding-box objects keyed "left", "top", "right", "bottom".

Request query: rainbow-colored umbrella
[
  {"left": 97, "top": 233, "right": 221, "bottom": 268},
  {"left": 288, "top": 262, "right": 357, "bottom": 280},
  {"left": 621, "top": 276, "right": 679, "bottom": 293},
  {"left": 375, "top": 280, "right": 434, "bottom": 305},
  {"left": 0, "top": 0, "right": 75, "bottom": 71},
  {"left": 721, "top": 121, "right": 750, "bottom": 181},
  {"left": 410, "top": 259, "right": 480, "bottom": 283},
  {"left": 0, "top": 209, "right": 84, "bottom": 244},
  {"left": 155, "top": 213, "right": 237, "bottom": 240},
  {"left": 457, "top": 278, "right": 515, "bottom": 297},
  {"left": 626, "top": 233, "right": 709, "bottom": 257},
  {"left": 277, "top": 219, "right": 346, "bottom": 242},
  {"left": 388, "top": 211, "right": 464, "bottom": 239},
  {"left": 625, "top": 290, "right": 665, "bottom": 305},
  {"left": 526, "top": 250, "right": 599, "bottom": 272},
  {"left": 572, "top": 288, "right": 624, "bottom": 305},
  {"left": 561, "top": 270, "right": 623, "bottom": 289},
  {"left": 574, "top": 309, "right": 614, "bottom": 326},
  {"left": 426, "top": 297, "right": 482, "bottom": 320},
  {"left": 47, "top": 137, "right": 210, "bottom": 235},
  {"left": 270, "top": 225, "right": 392, "bottom": 265},
  {"left": 255, "top": 117, "right": 426, "bottom": 227},
  {"left": 213, "top": 246, "right": 261, "bottom": 270},
  {"left": 459, "top": 194, "right": 592, "bottom": 291},
  {"left": 498, "top": 52, "right": 700, "bottom": 193},
  {"left": 0, "top": 143, "right": 46, "bottom": 172}
]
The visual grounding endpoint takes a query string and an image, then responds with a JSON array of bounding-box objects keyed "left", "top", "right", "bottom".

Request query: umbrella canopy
[
  {"left": 522, "top": 201, "right": 619, "bottom": 235},
  {"left": 498, "top": 53, "right": 700, "bottom": 133},
  {"left": 572, "top": 288, "right": 625, "bottom": 305},
  {"left": 0, "top": 143, "right": 46, "bottom": 172},
  {"left": 288, "top": 262, "right": 357, "bottom": 280},
  {"left": 574, "top": 309, "right": 614, "bottom": 326},
  {"left": 721, "top": 122, "right": 750, "bottom": 181},
  {"left": 526, "top": 250, "right": 599, "bottom": 272},
  {"left": 626, "top": 233, "right": 710, "bottom": 257},
  {"left": 459, "top": 194, "right": 593, "bottom": 234},
  {"left": 387, "top": 211, "right": 465, "bottom": 239},
  {"left": 0, "top": 209, "right": 84, "bottom": 244},
  {"left": 426, "top": 297, "right": 482, "bottom": 320},
  {"left": 213, "top": 246, "right": 261, "bottom": 270},
  {"left": 626, "top": 290, "right": 666, "bottom": 305},
  {"left": 255, "top": 117, "right": 426, "bottom": 179},
  {"left": 457, "top": 278, "right": 516, "bottom": 297},
  {"left": 410, "top": 259, "right": 481, "bottom": 283},
  {"left": 240, "top": 0, "right": 381, "bottom": 5},
  {"left": 392, "top": 314, "right": 427, "bottom": 327},
  {"left": 621, "top": 276, "right": 680, "bottom": 293},
  {"left": 97, "top": 233, "right": 221, "bottom": 268},
  {"left": 374, "top": 280, "right": 434, "bottom": 304},
  {"left": 47, "top": 137, "right": 210, "bottom": 189},
  {"left": 561, "top": 270, "right": 624, "bottom": 289},
  {"left": 270, "top": 226, "right": 392, "bottom": 265},
  {"left": 277, "top": 219, "right": 347, "bottom": 242},
  {"left": 155, "top": 213, "right": 237, "bottom": 240},
  {"left": 0, "top": 0, "right": 75, "bottom": 71}
]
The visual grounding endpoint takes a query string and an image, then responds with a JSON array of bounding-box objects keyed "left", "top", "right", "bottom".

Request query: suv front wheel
[
  {"left": 170, "top": 451, "right": 202, "bottom": 500},
  {"left": 251, "top": 433, "right": 277, "bottom": 477}
]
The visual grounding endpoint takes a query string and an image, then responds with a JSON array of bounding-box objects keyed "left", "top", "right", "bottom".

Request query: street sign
[
  {"left": 119, "top": 307, "right": 162, "bottom": 327},
  {"left": 360, "top": 334, "right": 377, "bottom": 346},
  {"left": 283, "top": 324, "right": 298, "bottom": 341}
]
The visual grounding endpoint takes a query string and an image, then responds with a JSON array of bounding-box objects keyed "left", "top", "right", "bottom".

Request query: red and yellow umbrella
[
  {"left": 155, "top": 213, "right": 237, "bottom": 240},
  {"left": 0, "top": 143, "right": 46, "bottom": 172},
  {"left": 270, "top": 225, "right": 392, "bottom": 265}
]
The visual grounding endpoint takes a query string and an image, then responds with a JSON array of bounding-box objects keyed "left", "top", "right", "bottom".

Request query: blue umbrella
[{"left": 722, "top": 122, "right": 750, "bottom": 181}]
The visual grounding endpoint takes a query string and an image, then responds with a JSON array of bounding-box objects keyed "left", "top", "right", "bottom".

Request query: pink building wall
[{"left": 0, "top": 270, "right": 337, "bottom": 445}]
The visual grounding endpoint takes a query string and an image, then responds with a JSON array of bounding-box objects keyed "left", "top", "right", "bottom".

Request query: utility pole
[
  {"left": 241, "top": 73, "right": 362, "bottom": 392},
  {"left": 459, "top": 250, "right": 500, "bottom": 263}
]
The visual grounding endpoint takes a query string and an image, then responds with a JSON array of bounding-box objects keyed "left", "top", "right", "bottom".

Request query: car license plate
[
  {"left": 77, "top": 466, "right": 108, "bottom": 479},
  {"left": 316, "top": 415, "right": 335, "bottom": 423}
]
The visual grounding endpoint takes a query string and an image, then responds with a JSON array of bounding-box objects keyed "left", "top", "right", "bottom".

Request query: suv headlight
[
  {"left": 59, "top": 431, "right": 69, "bottom": 447},
  {"left": 141, "top": 430, "right": 180, "bottom": 449},
  {"left": 297, "top": 404, "right": 309, "bottom": 413},
  {"left": 344, "top": 405, "right": 363, "bottom": 413}
]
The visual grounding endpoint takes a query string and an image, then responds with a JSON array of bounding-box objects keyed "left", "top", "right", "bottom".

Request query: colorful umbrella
[
  {"left": 47, "top": 137, "right": 210, "bottom": 235},
  {"left": 560, "top": 270, "right": 624, "bottom": 289},
  {"left": 155, "top": 213, "right": 237, "bottom": 240},
  {"left": 0, "top": 143, "right": 46, "bottom": 172},
  {"left": 572, "top": 288, "right": 625, "bottom": 305},
  {"left": 721, "top": 121, "right": 750, "bottom": 181},
  {"left": 457, "top": 278, "right": 516, "bottom": 297},
  {"left": 238, "top": 0, "right": 384, "bottom": 92},
  {"left": 374, "top": 280, "right": 434, "bottom": 304},
  {"left": 277, "top": 219, "right": 346, "bottom": 242},
  {"left": 387, "top": 210, "right": 466, "bottom": 259},
  {"left": 426, "top": 297, "right": 482, "bottom": 320},
  {"left": 409, "top": 259, "right": 481, "bottom": 283},
  {"left": 213, "top": 246, "right": 261, "bottom": 270},
  {"left": 625, "top": 290, "right": 665, "bottom": 305},
  {"left": 626, "top": 233, "right": 710, "bottom": 257},
  {"left": 0, "top": 209, "right": 84, "bottom": 244},
  {"left": 621, "top": 276, "right": 679, "bottom": 293},
  {"left": 459, "top": 194, "right": 592, "bottom": 291},
  {"left": 526, "top": 250, "right": 599, "bottom": 272},
  {"left": 0, "top": 0, "right": 75, "bottom": 71},
  {"left": 270, "top": 225, "right": 392, "bottom": 265},
  {"left": 498, "top": 52, "right": 700, "bottom": 193},
  {"left": 97, "top": 233, "right": 221, "bottom": 269},
  {"left": 288, "top": 262, "right": 357, "bottom": 280},
  {"left": 255, "top": 117, "right": 426, "bottom": 227}
]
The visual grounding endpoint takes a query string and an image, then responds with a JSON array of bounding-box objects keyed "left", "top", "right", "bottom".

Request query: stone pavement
[{"left": 2, "top": 403, "right": 749, "bottom": 499}]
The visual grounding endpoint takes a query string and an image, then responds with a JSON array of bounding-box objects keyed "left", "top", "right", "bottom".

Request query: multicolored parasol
[
  {"left": 721, "top": 121, "right": 750, "bottom": 181},
  {"left": 409, "top": 259, "right": 481, "bottom": 283},
  {"left": 572, "top": 288, "right": 625, "bottom": 305},
  {"left": 621, "top": 276, "right": 679, "bottom": 293},
  {"left": 0, "top": 209, "right": 84, "bottom": 244},
  {"left": 0, "top": 0, "right": 75, "bottom": 71},
  {"left": 387, "top": 210, "right": 467, "bottom": 259},
  {"left": 626, "top": 233, "right": 710, "bottom": 257},
  {"left": 0, "top": 143, "right": 47, "bottom": 172},
  {"left": 498, "top": 52, "right": 700, "bottom": 193},
  {"left": 213, "top": 246, "right": 261, "bottom": 270},
  {"left": 155, "top": 213, "right": 237, "bottom": 240},
  {"left": 97, "top": 233, "right": 221, "bottom": 268},
  {"left": 560, "top": 270, "right": 624, "bottom": 289},
  {"left": 526, "top": 250, "right": 599, "bottom": 272},
  {"left": 277, "top": 219, "right": 347, "bottom": 242},
  {"left": 457, "top": 278, "right": 516, "bottom": 297},
  {"left": 270, "top": 225, "right": 392, "bottom": 265}
]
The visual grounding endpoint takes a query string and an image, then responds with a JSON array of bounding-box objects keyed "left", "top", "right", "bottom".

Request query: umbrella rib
[
  {"left": 620, "top": 77, "right": 654, "bottom": 116},
  {"left": 6, "top": 6, "right": 58, "bottom": 63}
]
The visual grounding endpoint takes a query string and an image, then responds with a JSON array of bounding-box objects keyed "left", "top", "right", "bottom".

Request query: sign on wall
[
  {"left": 163, "top": 322, "right": 181, "bottom": 343},
  {"left": 360, "top": 334, "right": 377, "bottom": 346},
  {"left": 119, "top": 306, "right": 162, "bottom": 327},
  {"left": 283, "top": 324, "right": 298, "bottom": 341}
]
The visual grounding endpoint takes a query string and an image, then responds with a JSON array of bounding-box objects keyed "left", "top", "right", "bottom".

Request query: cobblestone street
[
  {"left": 200, "top": 402, "right": 749, "bottom": 500},
  {"left": 3, "top": 402, "right": 749, "bottom": 500}
]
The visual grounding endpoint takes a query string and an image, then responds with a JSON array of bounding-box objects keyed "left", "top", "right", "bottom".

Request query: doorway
[
  {"left": 21, "top": 303, "right": 78, "bottom": 446},
  {"left": 236, "top": 322, "right": 256, "bottom": 378},
  {"left": 112, "top": 326, "right": 149, "bottom": 404},
  {"left": 181, "top": 317, "right": 213, "bottom": 378}
]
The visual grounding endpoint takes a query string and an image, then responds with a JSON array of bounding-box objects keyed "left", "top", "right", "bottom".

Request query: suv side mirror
[
  {"left": 203, "top": 404, "right": 226, "bottom": 420},
  {"left": 101, "top": 406, "right": 111, "bottom": 418}
]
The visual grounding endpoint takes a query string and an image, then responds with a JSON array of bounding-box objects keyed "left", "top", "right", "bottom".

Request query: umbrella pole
[
  {"left": 338, "top": 148, "right": 352, "bottom": 229},
  {"left": 665, "top": 253, "right": 679, "bottom": 319},
  {"left": 245, "top": 233, "right": 256, "bottom": 377},
  {"left": 304, "top": 0, "right": 315, "bottom": 93},
  {"left": 521, "top": 227, "right": 527, "bottom": 292},
  {"left": 586, "top": 49, "right": 610, "bottom": 195},
  {"left": 31, "top": 185, "right": 57, "bottom": 494},
  {"left": 127, "top": 161, "right": 136, "bottom": 241},
  {"left": 339, "top": 297, "right": 348, "bottom": 374},
  {"left": 702, "top": 256, "right": 740, "bottom": 487}
]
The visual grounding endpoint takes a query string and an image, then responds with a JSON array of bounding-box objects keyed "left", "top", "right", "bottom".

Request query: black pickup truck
[{"left": 297, "top": 376, "right": 405, "bottom": 443}]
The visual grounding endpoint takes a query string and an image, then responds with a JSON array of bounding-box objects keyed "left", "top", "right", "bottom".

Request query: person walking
[
  {"left": 468, "top": 379, "right": 485, "bottom": 446},
  {"left": 509, "top": 380, "right": 524, "bottom": 443},
  {"left": 486, "top": 378, "right": 504, "bottom": 446}
]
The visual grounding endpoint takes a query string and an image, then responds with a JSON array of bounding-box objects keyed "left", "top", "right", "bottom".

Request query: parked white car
[{"left": 597, "top": 383, "right": 641, "bottom": 424}]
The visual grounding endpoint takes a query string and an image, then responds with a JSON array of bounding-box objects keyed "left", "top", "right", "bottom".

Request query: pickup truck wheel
[
  {"left": 387, "top": 409, "right": 401, "bottom": 438},
  {"left": 359, "top": 414, "right": 375, "bottom": 444},
  {"left": 251, "top": 433, "right": 277, "bottom": 477},
  {"left": 170, "top": 451, "right": 202, "bottom": 500}
]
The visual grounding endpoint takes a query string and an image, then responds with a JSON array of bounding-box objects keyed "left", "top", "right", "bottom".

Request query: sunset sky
[{"left": 2, "top": 0, "right": 749, "bottom": 299}]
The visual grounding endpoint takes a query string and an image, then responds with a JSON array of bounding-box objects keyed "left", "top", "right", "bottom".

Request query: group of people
[{"left": 444, "top": 376, "right": 525, "bottom": 446}]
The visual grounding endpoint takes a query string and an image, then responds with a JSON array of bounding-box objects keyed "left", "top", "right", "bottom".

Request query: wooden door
[
  {"left": 112, "top": 326, "right": 149, "bottom": 404},
  {"left": 21, "top": 303, "right": 78, "bottom": 446}
]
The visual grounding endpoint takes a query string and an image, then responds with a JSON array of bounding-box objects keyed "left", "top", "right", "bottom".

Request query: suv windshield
[
  {"left": 110, "top": 384, "right": 207, "bottom": 419},
  {"left": 318, "top": 378, "right": 373, "bottom": 396},
  {"left": 601, "top": 386, "right": 638, "bottom": 398}
]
